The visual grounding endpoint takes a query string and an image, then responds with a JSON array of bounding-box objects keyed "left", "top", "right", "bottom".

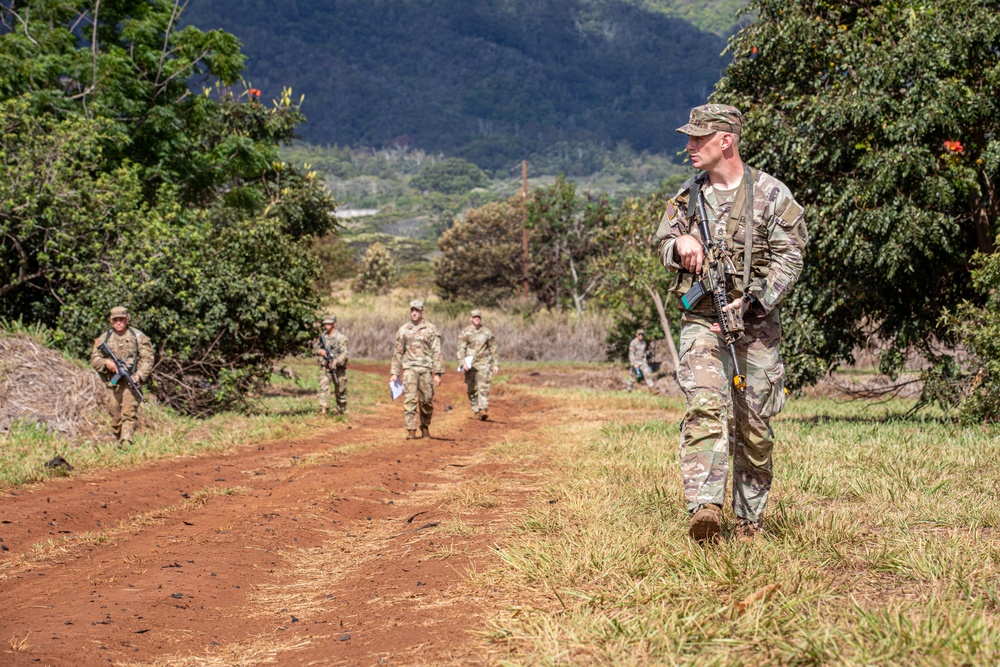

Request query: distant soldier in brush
[
  {"left": 457, "top": 308, "right": 499, "bottom": 420},
  {"left": 656, "top": 104, "right": 808, "bottom": 542},
  {"left": 315, "top": 314, "right": 348, "bottom": 415},
  {"left": 390, "top": 300, "right": 445, "bottom": 439},
  {"left": 626, "top": 328, "right": 656, "bottom": 393},
  {"left": 90, "top": 306, "right": 154, "bottom": 445}
]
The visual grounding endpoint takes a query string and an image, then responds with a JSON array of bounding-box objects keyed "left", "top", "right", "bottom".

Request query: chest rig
[{"left": 686, "top": 164, "right": 757, "bottom": 294}]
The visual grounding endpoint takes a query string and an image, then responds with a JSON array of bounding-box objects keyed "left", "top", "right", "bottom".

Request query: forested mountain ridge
[{"left": 181, "top": 0, "right": 739, "bottom": 170}]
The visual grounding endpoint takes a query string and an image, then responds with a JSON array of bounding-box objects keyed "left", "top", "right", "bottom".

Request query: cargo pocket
[{"left": 761, "top": 361, "right": 786, "bottom": 418}]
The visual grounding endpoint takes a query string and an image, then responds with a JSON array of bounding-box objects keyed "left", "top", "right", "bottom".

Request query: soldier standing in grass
[
  {"left": 656, "top": 104, "right": 808, "bottom": 542},
  {"left": 626, "top": 328, "right": 656, "bottom": 393},
  {"left": 90, "top": 306, "right": 154, "bottom": 445},
  {"left": 457, "top": 308, "right": 499, "bottom": 420},
  {"left": 315, "top": 314, "right": 348, "bottom": 415},
  {"left": 390, "top": 300, "right": 445, "bottom": 439}
]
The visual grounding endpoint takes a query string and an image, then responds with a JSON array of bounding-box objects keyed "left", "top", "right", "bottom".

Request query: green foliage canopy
[
  {"left": 715, "top": 0, "right": 1000, "bottom": 388},
  {"left": 411, "top": 158, "right": 487, "bottom": 195},
  {"left": 0, "top": 1, "right": 337, "bottom": 414}
]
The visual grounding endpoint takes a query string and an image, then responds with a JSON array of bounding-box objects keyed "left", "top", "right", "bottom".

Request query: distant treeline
[{"left": 181, "top": 0, "right": 732, "bottom": 171}]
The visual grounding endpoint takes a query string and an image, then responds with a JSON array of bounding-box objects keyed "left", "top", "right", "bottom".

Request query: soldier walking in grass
[
  {"left": 315, "top": 314, "right": 348, "bottom": 415},
  {"left": 656, "top": 104, "right": 807, "bottom": 542},
  {"left": 390, "top": 300, "right": 445, "bottom": 439},
  {"left": 457, "top": 308, "right": 499, "bottom": 420},
  {"left": 90, "top": 306, "right": 154, "bottom": 445},
  {"left": 626, "top": 328, "right": 656, "bottom": 393}
]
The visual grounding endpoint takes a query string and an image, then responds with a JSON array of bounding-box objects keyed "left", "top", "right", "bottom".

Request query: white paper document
[
  {"left": 464, "top": 355, "right": 474, "bottom": 370},
  {"left": 389, "top": 378, "right": 404, "bottom": 400}
]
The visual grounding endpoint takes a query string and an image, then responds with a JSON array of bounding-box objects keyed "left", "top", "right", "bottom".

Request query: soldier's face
[
  {"left": 323, "top": 323, "right": 335, "bottom": 334},
  {"left": 410, "top": 308, "right": 423, "bottom": 324},
  {"left": 471, "top": 316, "right": 482, "bottom": 327},
  {"left": 686, "top": 132, "right": 725, "bottom": 170},
  {"left": 110, "top": 316, "right": 128, "bottom": 333}
]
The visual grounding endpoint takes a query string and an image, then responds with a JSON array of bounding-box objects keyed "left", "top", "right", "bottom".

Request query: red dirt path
[{"left": 1, "top": 365, "right": 551, "bottom": 666}]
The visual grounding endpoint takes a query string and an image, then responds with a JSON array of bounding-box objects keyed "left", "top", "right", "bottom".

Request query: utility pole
[{"left": 521, "top": 159, "right": 529, "bottom": 297}]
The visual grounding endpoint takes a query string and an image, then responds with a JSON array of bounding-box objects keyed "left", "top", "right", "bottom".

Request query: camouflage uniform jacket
[
  {"left": 655, "top": 166, "right": 808, "bottom": 317},
  {"left": 391, "top": 321, "right": 445, "bottom": 376},
  {"left": 628, "top": 337, "right": 648, "bottom": 367},
  {"left": 457, "top": 325, "right": 497, "bottom": 370},
  {"left": 314, "top": 331, "right": 349, "bottom": 369},
  {"left": 90, "top": 327, "right": 155, "bottom": 385}
]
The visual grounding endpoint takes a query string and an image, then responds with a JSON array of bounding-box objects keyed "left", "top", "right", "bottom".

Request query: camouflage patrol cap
[
  {"left": 322, "top": 314, "right": 337, "bottom": 324},
  {"left": 636, "top": 328, "right": 645, "bottom": 336},
  {"left": 109, "top": 306, "right": 129, "bottom": 319},
  {"left": 676, "top": 104, "right": 743, "bottom": 137},
  {"left": 409, "top": 299, "right": 424, "bottom": 310},
  {"left": 470, "top": 309, "right": 482, "bottom": 317}
]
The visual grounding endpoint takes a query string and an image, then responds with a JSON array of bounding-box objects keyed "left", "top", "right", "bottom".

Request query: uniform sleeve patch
[
  {"left": 778, "top": 200, "right": 804, "bottom": 227},
  {"left": 664, "top": 198, "right": 678, "bottom": 222}
]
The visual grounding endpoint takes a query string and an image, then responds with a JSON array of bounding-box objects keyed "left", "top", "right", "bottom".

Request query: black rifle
[
  {"left": 98, "top": 342, "right": 144, "bottom": 402},
  {"left": 680, "top": 191, "right": 747, "bottom": 392}
]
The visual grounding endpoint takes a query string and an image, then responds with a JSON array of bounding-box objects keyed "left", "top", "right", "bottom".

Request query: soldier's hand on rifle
[
  {"left": 675, "top": 234, "right": 705, "bottom": 274},
  {"left": 319, "top": 349, "right": 328, "bottom": 359},
  {"left": 104, "top": 358, "right": 117, "bottom": 373},
  {"left": 710, "top": 297, "right": 746, "bottom": 333}
]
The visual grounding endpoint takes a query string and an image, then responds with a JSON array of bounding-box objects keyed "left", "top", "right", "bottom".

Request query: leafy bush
[
  {"left": 352, "top": 242, "right": 396, "bottom": 294},
  {"left": 434, "top": 197, "right": 524, "bottom": 305}
]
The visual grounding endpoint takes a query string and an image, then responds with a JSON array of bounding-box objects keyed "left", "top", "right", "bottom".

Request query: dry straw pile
[{"left": 0, "top": 334, "right": 106, "bottom": 436}]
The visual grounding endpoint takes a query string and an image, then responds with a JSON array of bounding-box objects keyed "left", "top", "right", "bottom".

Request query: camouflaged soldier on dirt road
[
  {"left": 90, "top": 306, "right": 154, "bottom": 445},
  {"left": 315, "top": 314, "right": 348, "bottom": 415},
  {"left": 390, "top": 300, "right": 445, "bottom": 439},
  {"left": 457, "top": 308, "right": 499, "bottom": 420},
  {"left": 626, "top": 328, "right": 656, "bottom": 392},
  {"left": 656, "top": 104, "right": 808, "bottom": 543}
]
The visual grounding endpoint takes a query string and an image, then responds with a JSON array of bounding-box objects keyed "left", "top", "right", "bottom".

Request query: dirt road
[{"left": 1, "top": 365, "right": 552, "bottom": 666}]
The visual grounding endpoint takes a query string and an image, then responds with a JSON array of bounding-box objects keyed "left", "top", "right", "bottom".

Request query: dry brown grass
[
  {"left": 329, "top": 294, "right": 609, "bottom": 362},
  {"left": 0, "top": 334, "right": 105, "bottom": 436}
]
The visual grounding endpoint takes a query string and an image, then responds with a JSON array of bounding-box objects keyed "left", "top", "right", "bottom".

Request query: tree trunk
[{"left": 646, "top": 284, "right": 681, "bottom": 388}]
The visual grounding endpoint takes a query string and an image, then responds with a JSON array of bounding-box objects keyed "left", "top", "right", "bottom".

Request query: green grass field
[{"left": 483, "top": 388, "right": 1000, "bottom": 666}]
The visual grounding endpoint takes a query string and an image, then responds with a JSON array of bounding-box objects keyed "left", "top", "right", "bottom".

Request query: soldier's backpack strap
[
  {"left": 685, "top": 172, "right": 708, "bottom": 222},
  {"left": 127, "top": 326, "right": 140, "bottom": 374},
  {"left": 741, "top": 165, "right": 755, "bottom": 291}
]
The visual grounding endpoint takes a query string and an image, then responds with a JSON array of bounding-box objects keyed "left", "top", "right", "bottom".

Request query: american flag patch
[{"left": 664, "top": 198, "right": 678, "bottom": 221}]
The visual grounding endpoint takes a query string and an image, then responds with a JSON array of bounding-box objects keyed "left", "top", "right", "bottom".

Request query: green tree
[
  {"left": 714, "top": 0, "right": 1000, "bottom": 390},
  {"left": 412, "top": 158, "right": 487, "bottom": 195},
  {"left": 527, "top": 176, "right": 613, "bottom": 315},
  {"left": 592, "top": 194, "right": 681, "bottom": 380},
  {"left": 352, "top": 242, "right": 396, "bottom": 294},
  {"left": 434, "top": 197, "right": 524, "bottom": 305},
  {"left": 0, "top": 1, "right": 338, "bottom": 414}
]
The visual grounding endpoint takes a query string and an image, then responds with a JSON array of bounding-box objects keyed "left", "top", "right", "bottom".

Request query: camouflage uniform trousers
[
  {"left": 402, "top": 368, "right": 434, "bottom": 430},
  {"left": 318, "top": 365, "right": 347, "bottom": 413},
  {"left": 106, "top": 382, "right": 142, "bottom": 443},
  {"left": 627, "top": 362, "right": 655, "bottom": 391},
  {"left": 464, "top": 365, "right": 493, "bottom": 414},
  {"left": 676, "top": 308, "right": 786, "bottom": 523}
]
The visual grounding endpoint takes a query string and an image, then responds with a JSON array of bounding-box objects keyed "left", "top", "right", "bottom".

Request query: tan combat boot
[
  {"left": 479, "top": 411, "right": 488, "bottom": 421},
  {"left": 689, "top": 504, "right": 723, "bottom": 543},
  {"left": 406, "top": 430, "right": 418, "bottom": 440},
  {"left": 420, "top": 425, "right": 430, "bottom": 439}
]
